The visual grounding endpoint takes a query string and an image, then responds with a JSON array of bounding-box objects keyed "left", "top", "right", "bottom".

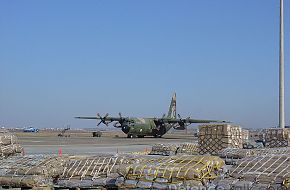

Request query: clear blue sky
[{"left": 0, "top": 1, "right": 289, "bottom": 129}]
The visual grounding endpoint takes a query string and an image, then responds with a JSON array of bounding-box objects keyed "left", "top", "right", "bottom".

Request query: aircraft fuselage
[{"left": 120, "top": 118, "right": 174, "bottom": 138}]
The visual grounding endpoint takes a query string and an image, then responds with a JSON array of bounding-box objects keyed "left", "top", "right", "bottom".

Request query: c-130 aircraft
[{"left": 76, "top": 93, "right": 228, "bottom": 138}]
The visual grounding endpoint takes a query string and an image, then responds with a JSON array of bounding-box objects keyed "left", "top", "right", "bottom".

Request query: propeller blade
[
  {"left": 97, "top": 120, "right": 102, "bottom": 126},
  {"left": 178, "top": 114, "right": 181, "bottom": 119},
  {"left": 96, "top": 113, "right": 110, "bottom": 126},
  {"left": 119, "top": 112, "right": 122, "bottom": 118}
]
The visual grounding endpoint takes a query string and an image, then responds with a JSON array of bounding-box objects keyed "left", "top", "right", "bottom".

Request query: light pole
[{"left": 279, "top": 0, "right": 285, "bottom": 128}]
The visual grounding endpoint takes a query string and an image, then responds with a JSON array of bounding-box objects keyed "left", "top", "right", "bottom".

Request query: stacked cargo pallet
[
  {"left": 58, "top": 154, "right": 137, "bottom": 188},
  {"left": 228, "top": 155, "right": 290, "bottom": 188},
  {"left": 265, "top": 128, "right": 290, "bottom": 148},
  {"left": 176, "top": 143, "right": 199, "bottom": 155},
  {"left": 0, "top": 130, "right": 23, "bottom": 158},
  {"left": 0, "top": 154, "right": 143, "bottom": 188},
  {"left": 116, "top": 155, "right": 224, "bottom": 189},
  {"left": 150, "top": 143, "right": 199, "bottom": 156},
  {"left": 198, "top": 124, "right": 243, "bottom": 155},
  {"left": 149, "top": 143, "right": 178, "bottom": 156},
  {"left": 241, "top": 129, "right": 249, "bottom": 142},
  {"left": 0, "top": 155, "right": 67, "bottom": 187},
  {"left": 0, "top": 154, "right": 225, "bottom": 189},
  {"left": 214, "top": 178, "right": 286, "bottom": 190},
  {"left": 219, "top": 147, "right": 290, "bottom": 159}
]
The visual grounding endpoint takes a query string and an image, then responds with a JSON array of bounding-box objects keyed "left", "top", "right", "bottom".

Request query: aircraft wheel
[
  {"left": 127, "top": 134, "right": 133, "bottom": 138},
  {"left": 154, "top": 135, "right": 162, "bottom": 138}
]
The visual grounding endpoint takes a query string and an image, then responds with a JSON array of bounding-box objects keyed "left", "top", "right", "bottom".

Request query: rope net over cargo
[
  {"left": 0, "top": 154, "right": 225, "bottom": 188},
  {"left": 149, "top": 143, "right": 199, "bottom": 156},
  {"left": 120, "top": 155, "right": 224, "bottom": 183},
  {"left": 0, "top": 130, "right": 23, "bottom": 158},
  {"left": 265, "top": 128, "right": 290, "bottom": 148},
  {"left": 0, "top": 155, "right": 67, "bottom": 187},
  {"left": 229, "top": 155, "right": 290, "bottom": 186},
  {"left": 219, "top": 147, "right": 290, "bottom": 159},
  {"left": 61, "top": 155, "right": 131, "bottom": 180},
  {"left": 198, "top": 124, "right": 244, "bottom": 155}
]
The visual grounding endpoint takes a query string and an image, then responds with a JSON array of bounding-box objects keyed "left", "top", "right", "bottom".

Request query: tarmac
[{"left": 16, "top": 130, "right": 196, "bottom": 155}]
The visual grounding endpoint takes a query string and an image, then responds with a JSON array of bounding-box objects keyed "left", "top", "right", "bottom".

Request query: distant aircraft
[
  {"left": 23, "top": 127, "right": 39, "bottom": 133},
  {"left": 76, "top": 93, "right": 229, "bottom": 138}
]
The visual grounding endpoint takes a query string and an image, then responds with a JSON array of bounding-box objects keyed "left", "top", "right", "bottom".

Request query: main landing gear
[{"left": 127, "top": 134, "right": 145, "bottom": 138}]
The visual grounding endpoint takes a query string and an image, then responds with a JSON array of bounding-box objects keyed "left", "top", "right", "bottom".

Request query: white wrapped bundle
[
  {"left": 0, "top": 131, "right": 23, "bottom": 158},
  {"left": 0, "top": 134, "right": 18, "bottom": 145}
]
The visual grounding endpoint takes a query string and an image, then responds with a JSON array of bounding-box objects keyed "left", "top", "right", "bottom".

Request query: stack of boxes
[
  {"left": 149, "top": 143, "right": 178, "bottom": 156},
  {"left": 198, "top": 124, "right": 244, "bottom": 155},
  {"left": 264, "top": 128, "right": 290, "bottom": 148},
  {"left": 241, "top": 129, "right": 249, "bottom": 142},
  {"left": 0, "top": 130, "right": 23, "bottom": 158},
  {"left": 176, "top": 143, "right": 199, "bottom": 155}
]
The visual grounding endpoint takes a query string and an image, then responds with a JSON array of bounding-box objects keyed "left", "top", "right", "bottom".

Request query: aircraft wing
[
  {"left": 75, "top": 116, "right": 124, "bottom": 122},
  {"left": 153, "top": 117, "right": 229, "bottom": 130},
  {"left": 75, "top": 113, "right": 133, "bottom": 127},
  {"left": 178, "top": 118, "right": 229, "bottom": 123},
  {"left": 155, "top": 118, "right": 229, "bottom": 124}
]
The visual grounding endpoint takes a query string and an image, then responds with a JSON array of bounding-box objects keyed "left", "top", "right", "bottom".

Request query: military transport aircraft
[{"left": 75, "top": 93, "right": 228, "bottom": 138}]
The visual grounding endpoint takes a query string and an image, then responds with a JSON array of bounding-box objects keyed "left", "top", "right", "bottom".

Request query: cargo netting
[
  {"left": 198, "top": 124, "right": 244, "bottom": 155},
  {"left": 219, "top": 147, "right": 290, "bottom": 159},
  {"left": 0, "top": 130, "right": 23, "bottom": 158},
  {"left": 229, "top": 155, "right": 290, "bottom": 187}
]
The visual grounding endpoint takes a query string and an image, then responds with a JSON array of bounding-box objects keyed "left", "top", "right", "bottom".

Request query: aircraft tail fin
[{"left": 167, "top": 92, "right": 176, "bottom": 119}]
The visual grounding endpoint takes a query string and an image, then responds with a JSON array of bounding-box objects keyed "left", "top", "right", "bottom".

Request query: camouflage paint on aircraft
[{"left": 75, "top": 93, "right": 229, "bottom": 138}]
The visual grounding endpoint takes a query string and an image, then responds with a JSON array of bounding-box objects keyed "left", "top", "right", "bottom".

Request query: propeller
[
  {"left": 177, "top": 114, "right": 190, "bottom": 121},
  {"left": 119, "top": 112, "right": 128, "bottom": 124},
  {"left": 177, "top": 114, "right": 184, "bottom": 125},
  {"left": 175, "top": 114, "right": 191, "bottom": 129},
  {"left": 113, "top": 112, "right": 126, "bottom": 128},
  {"left": 97, "top": 113, "right": 110, "bottom": 126}
]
